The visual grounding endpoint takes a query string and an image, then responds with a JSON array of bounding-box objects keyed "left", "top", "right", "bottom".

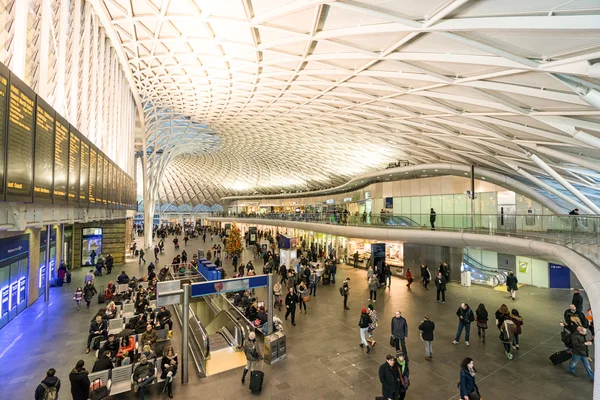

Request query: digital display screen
[
  {"left": 10, "top": 282, "right": 18, "bottom": 310},
  {"left": 34, "top": 100, "right": 55, "bottom": 202},
  {"left": 19, "top": 277, "right": 26, "bottom": 303},
  {"left": 68, "top": 127, "right": 80, "bottom": 203},
  {"left": 79, "top": 140, "right": 89, "bottom": 202},
  {"left": 0, "top": 67, "right": 8, "bottom": 200},
  {"left": 1, "top": 287, "right": 8, "bottom": 316},
  {"left": 96, "top": 153, "right": 104, "bottom": 204},
  {"left": 88, "top": 146, "right": 96, "bottom": 205},
  {"left": 102, "top": 157, "right": 108, "bottom": 206},
  {"left": 6, "top": 77, "right": 35, "bottom": 201},
  {"left": 53, "top": 117, "right": 69, "bottom": 204},
  {"left": 106, "top": 162, "right": 113, "bottom": 206}
]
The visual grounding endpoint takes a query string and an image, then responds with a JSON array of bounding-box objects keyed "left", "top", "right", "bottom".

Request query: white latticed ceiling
[{"left": 93, "top": 0, "right": 600, "bottom": 208}]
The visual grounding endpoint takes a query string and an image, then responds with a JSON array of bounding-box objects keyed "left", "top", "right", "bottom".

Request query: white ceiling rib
[{"left": 96, "top": 0, "right": 600, "bottom": 208}]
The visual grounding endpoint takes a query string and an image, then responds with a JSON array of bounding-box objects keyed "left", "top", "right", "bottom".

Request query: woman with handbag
[
  {"left": 297, "top": 282, "right": 308, "bottom": 314},
  {"left": 395, "top": 351, "right": 410, "bottom": 400},
  {"left": 459, "top": 357, "right": 481, "bottom": 400}
]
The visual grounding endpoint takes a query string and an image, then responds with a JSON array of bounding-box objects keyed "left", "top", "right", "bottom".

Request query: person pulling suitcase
[{"left": 242, "top": 331, "right": 263, "bottom": 391}]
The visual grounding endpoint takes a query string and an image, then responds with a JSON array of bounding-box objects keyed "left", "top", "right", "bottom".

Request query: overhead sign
[
  {"left": 343, "top": 197, "right": 352, "bottom": 202},
  {"left": 156, "top": 280, "right": 182, "bottom": 307},
  {"left": 325, "top": 199, "right": 334, "bottom": 204},
  {"left": 191, "top": 275, "right": 268, "bottom": 298}
]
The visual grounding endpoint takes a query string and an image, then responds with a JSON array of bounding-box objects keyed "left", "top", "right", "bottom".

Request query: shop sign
[
  {"left": 365, "top": 192, "right": 371, "bottom": 199},
  {"left": 0, "top": 235, "right": 30, "bottom": 262},
  {"left": 518, "top": 260, "right": 528, "bottom": 273},
  {"left": 343, "top": 197, "right": 352, "bottom": 202},
  {"left": 325, "top": 199, "right": 335, "bottom": 204}
]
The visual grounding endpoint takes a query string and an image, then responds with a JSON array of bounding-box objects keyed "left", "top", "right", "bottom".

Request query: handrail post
[{"left": 182, "top": 283, "right": 190, "bottom": 384}]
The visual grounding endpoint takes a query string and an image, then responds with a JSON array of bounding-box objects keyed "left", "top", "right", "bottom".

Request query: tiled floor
[{"left": 1, "top": 234, "right": 594, "bottom": 399}]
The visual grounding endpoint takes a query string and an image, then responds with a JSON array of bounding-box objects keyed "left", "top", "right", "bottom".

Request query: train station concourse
[{"left": 0, "top": 1, "right": 599, "bottom": 399}]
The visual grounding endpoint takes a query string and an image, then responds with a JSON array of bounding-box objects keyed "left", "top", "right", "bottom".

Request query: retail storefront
[{"left": 346, "top": 239, "right": 404, "bottom": 271}]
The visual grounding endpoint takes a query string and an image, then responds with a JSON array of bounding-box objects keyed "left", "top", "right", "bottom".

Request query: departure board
[
  {"left": 68, "top": 127, "right": 80, "bottom": 204},
  {"left": 0, "top": 65, "right": 8, "bottom": 201},
  {"left": 116, "top": 169, "right": 122, "bottom": 208},
  {"left": 6, "top": 74, "right": 35, "bottom": 201},
  {"left": 34, "top": 98, "right": 54, "bottom": 203},
  {"left": 102, "top": 157, "right": 108, "bottom": 206},
  {"left": 111, "top": 163, "right": 117, "bottom": 208},
  {"left": 79, "top": 140, "right": 89, "bottom": 203},
  {"left": 53, "top": 116, "right": 69, "bottom": 204},
  {"left": 106, "top": 162, "right": 113, "bottom": 207},
  {"left": 88, "top": 147, "right": 97, "bottom": 205},
  {"left": 96, "top": 153, "right": 104, "bottom": 204}
]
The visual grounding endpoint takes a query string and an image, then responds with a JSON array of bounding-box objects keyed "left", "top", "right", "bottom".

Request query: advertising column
[{"left": 0, "top": 234, "right": 30, "bottom": 330}]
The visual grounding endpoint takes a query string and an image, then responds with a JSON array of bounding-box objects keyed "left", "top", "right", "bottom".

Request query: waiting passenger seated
[
  {"left": 86, "top": 315, "right": 108, "bottom": 354},
  {"left": 245, "top": 300, "right": 259, "bottom": 321},
  {"left": 157, "top": 306, "right": 173, "bottom": 331},
  {"left": 161, "top": 346, "right": 178, "bottom": 398},
  {"left": 256, "top": 305, "right": 268, "bottom": 326},
  {"left": 101, "top": 334, "right": 120, "bottom": 357},
  {"left": 141, "top": 324, "right": 158, "bottom": 351},
  {"left": 92, "top": 350, "right": 113, "bottom": 372},
  {"left": 133, "top": 355, "right": 155, "bottom": 399},
  {"left": 117, "top": 271, "right": 130, "bottom": 285},
  {"left": 105, "top": 282, "right": 116, "bottom": 302},
  {"left": 134, "top": 293, "right": 150, "bottom": 315},
  {"left": 142, "top": 344, "right": 156, "bottom": 360},
  {"left": 105, "top": 301, "right": 118, "bottom": 319},
  {"left": 116, "top": 335, "right": 135, "bottom": 363}
]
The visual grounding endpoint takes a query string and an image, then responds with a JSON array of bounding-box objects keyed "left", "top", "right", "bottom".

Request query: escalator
[
  {"left": 379, "top": 215, "right": 421, "bottom": 227},
  {"left": 462, "top": 254, "right": 510, "bottom": 287}
]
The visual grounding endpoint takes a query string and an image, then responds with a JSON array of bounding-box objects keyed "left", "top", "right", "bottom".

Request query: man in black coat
[
  {"left": 378, "top": 354, "right": 400, "bottom": 400},
  {"left": 86, "top": 315, "right": 108, "bottom": 354},
  {"left": 92, "top": 350, "right": 114, "bottom": 372},
  {"left": 285, "top": 287, "right": 298, "bottom": 326},
  {"left": 572, "top": 288, "right": 584, "bottom": 313},
  {"left": 418, "top": 314, "right": 436, "bottom": 360},
  {"left": 69, "top": 360, "right": 90, "bottom": 400}
]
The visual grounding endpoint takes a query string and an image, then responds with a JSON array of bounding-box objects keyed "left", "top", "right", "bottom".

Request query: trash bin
[
  {"left": 277, "top": 333, "right": 286, "bottom": 359},
  {"left": 263, "top": 333, "right": 279, "bottom": 365},
  {"left": 461, "top": 271, "right": 471, "bottom": 287}
]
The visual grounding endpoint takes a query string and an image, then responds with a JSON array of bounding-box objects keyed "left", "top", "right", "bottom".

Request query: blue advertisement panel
[
  {"left": 549, "top": 263, "right": 571, "bottom": 289},
  {"left": 19, "top": 277, "right": 26, "bottom": 303},
  {"left": 10, "top": 282, "right": 18, "bottom": 310},
  {"left": 1, "top": 287, "right": 8, "bottom": 316},
  {"left": 191, "top": 275, "right": 268, "bottom": 298},
  {"left": 0, "top": 235, "right": 29, "bottom": 262}
]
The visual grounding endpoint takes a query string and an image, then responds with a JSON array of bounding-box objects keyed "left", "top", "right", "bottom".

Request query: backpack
[
  {"left": 561, "top": 329, "right": 573, "bottom": 348},
  {"left": 468, "top": 309, "right": 475, "bottom": 323},
  {"left": 339, "top": 286, "right": 344, "bottom": 296},
  {"left": 40, "top": 383, "right": 58, "bottom": 400}
]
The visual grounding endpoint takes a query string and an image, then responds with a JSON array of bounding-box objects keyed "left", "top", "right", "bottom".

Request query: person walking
[
  {"left": 379, "top": 354, "right": 400, "bottom": 400},
  {"left": 367, "top": 304, "right": 378, "bottom": 347},
  {"left": 453, "top": 303, "right": 474, "bottom": 346},
  {"left": 510, "top": 309, "right": 523, "bottom": 350},
  {"left": 297, "top": 281, "right": 308, "bottom": 314},
  {"left": 368, "top": 275, "right": 378, "bottom": 302},
  {"left": 358, "top": 308, "right": 373, "bottom": 354},
  {"left": 568, "top": 326, "right": 594, "bottom": 381},
  {"left": 405, "top": 268, "right": 413, "bottom": 291},
  {"left": 331, "top": 261, "right": 337, "bottom": 284},
  {"left": 342, "top": 278, "right": 350, "bottom": 310},
  {"left": 241, "top": 331, "right": 262, "bottom": 383},
  {"left": 384, "top": 263, "right": 392, "bottom": 287},
  {"left": 506, "top": 272, "right": 518, "bottom": 300},
  {"left": 499, "top": 316, "right": 517, "bottom": 359},
  {"left": 459, "top": 357, "right": 481, "bottom": 400},
  {"left": 476, "top": 303, "right": 488, "bottom": 343},
  {"left": 395, "top": 351, "right": 410, "bottom": 400},
  {"left": 353, "top": 251, "right": 359, "bottom": 268},
  {"left": 83, "top": 280, "right": 97, "bottom": 309},
  {"left": 309, "top": 270, "right": 318, "bottom": 297},
  {"left": 418, "top": 314, "right": 435, "bottom": 361},
  {"left": 285, "top": 287, "right": 298, "bottom": 326},
  {"left": 138, "top": 248, "right": 146, "bottom": 265},
  {"left": 434, "top": 272, "right": 446, "bottom": 303},
  {"left": 279, "top": 264, "right": 288, "bottom": 285},
  {"left": 422, "top": 265, "right": 431, "bottom": 289},
  {"left": 572, "top": 288, "right": 584, "bottom": 313},
  {"left": 430, "top": 208, "right": 437, "bottom": 230},
  {"left": 391, "top": 311, "right": 409, "bottom": 359},
  {"left": 34, "top": 368, "right": 61, "bottom": 400}
]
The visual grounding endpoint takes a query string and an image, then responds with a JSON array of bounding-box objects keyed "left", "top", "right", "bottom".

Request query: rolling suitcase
[
  {"left": 549, "top": 349, "right": 572, "bottom": 366},
  {"left": 98, "top": 286, "right": 105, "bottom": 304},
  {"left": 249, "top": 370, "right": 264, "bottom": 393},
  {"left": 66, "top": 272, "right": 71, "bottom": 283}
]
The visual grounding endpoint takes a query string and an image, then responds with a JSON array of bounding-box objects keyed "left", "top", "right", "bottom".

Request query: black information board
[
  {"left": 79, "top": 139, "right": 89, "bottom": 203},
  {"left": 0, "top": 64, "right": 8, "bottom": 201},
  {"left": 34, "top": 97, "right": 54, "bottom": 203},
  {"left": 96, "top": 153, "right": 103, "bottom": 205},
  {"left": 6, "top": 73, "right": 35, "bottom": 201},
  {"left": 53, "top": 115, "right": 69, "bottom": 204},
  {"left": 68, "top": 126, "right": 80, "bottom": 204},
  {"left": 88, "top": 146, "right": 97, "bottom": 206}
]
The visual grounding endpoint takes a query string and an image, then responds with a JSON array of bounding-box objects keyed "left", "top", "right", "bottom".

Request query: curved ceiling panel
[{"left": 96, "top": 0, "right": 600, "bottom": 207}]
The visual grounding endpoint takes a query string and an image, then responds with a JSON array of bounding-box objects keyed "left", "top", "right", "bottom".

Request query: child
[
  {"left": 476, "top": 303, "right": 488, "bottom": 343},
  {"left": 73, "top": 287, "right": 84, "bottom": 310}
]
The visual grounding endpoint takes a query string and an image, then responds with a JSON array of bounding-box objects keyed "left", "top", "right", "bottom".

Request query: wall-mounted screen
[
  {"left": 6, "top": 73, "right": 35, "bottom": 201},
  {"left": 53, "top": 115, "right": 69, "bottom": 205},
  {"left": 33, "top": 98, "right": 54, "bottom": 203},
  {"left": 88, "top": 146, "right": 97, "bottom": 206},
  {"left": 96, "top": 153, "right": 104, "bottom": 205},
  {"left": 68, "top": 126, "right": 80, "bottom": 204},
  {"left": 102, "top": 157, "right": 108, "bottom": 207},
  {"left": 79, "top": 139, "right": 89, "bottom": 203},
  {"left": 0, "top": 65, "right": 9, "bottom": 201}
]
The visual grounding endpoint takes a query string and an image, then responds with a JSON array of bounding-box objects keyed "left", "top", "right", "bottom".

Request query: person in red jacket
[{"left": 405, "top": 269, "right": 413, "bottom": 291}]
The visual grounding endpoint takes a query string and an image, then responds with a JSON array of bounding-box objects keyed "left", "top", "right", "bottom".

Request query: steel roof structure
[{"left": 90, "top": 0, "right": 600, "bottom": 213}]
